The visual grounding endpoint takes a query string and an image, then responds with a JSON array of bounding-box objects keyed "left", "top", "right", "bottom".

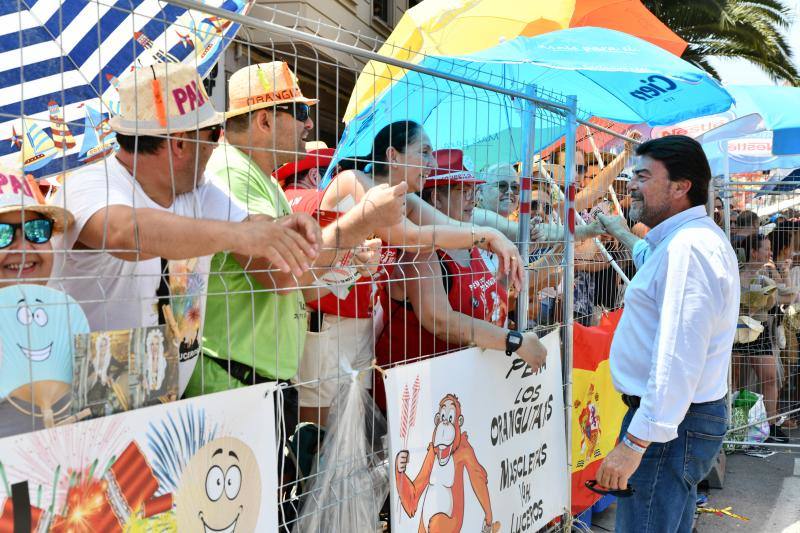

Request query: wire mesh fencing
[
  {"left": 0, "top": 0, "right": 646, "bottom": 532},
  {"left": 721, "top": 174, "right": 800, "bottom": 451}
]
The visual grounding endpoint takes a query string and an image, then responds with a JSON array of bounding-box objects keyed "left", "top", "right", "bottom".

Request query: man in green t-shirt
[{"left": 184, "top": 62, "right": 406, "bottom": 430}]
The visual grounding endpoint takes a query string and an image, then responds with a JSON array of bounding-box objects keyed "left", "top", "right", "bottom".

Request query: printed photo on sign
[
  {"left": 73, "top": 329, "right": 134, "bottom": 418},
  {"left": 131, "top": 326, "right": 179, "bottom": 407},
  {"left": 384, "top": 332, "right": 568, "bottom": 533},
  {"left": 0, "top": 383, "right": 278, "bottom": 531}
]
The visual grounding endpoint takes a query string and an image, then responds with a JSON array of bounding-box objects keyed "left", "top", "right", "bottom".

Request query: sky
[{"left": 708, "top": 0, "right": 800, "bottom": 86}]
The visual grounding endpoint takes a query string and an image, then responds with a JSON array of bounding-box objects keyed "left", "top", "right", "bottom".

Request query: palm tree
[{"left": 643, "top": 0, "right": 799, "bottom": 85}]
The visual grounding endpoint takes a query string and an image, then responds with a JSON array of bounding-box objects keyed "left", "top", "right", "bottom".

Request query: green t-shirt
[{"left": 184, "top": 143, "right": 306, "bottom": 396}]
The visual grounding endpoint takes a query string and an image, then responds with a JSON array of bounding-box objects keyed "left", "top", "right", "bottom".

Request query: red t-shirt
[
  {"left": 373, "top": 248, "right": 508, "bottom": 410},
  {"left": 284, "top": 184, "right": 398, "bottom": 319}
]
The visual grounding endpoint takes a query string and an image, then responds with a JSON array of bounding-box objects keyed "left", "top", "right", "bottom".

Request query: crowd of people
[{"left": 3, "top": 59, "right": 793, "bottom": 528}]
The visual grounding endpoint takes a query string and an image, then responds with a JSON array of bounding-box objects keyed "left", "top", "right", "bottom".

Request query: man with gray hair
[{"left": 476, "top": 163, "right": 520, "bottom": 219}]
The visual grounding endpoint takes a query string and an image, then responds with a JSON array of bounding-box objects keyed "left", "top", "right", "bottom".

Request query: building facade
[{"left": 210, "top": 0, "right": 416, "bottom": 145}]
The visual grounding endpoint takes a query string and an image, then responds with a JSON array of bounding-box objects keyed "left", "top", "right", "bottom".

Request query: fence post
[
  {"left": 516, "top": 85, "right": 538, "bottom": 331},
  {"left": 563, "top": 94, "right": 578, "bottom": 524}
]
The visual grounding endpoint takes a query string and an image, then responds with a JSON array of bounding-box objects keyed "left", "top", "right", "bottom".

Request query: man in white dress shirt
[{"left": 592, "top": 135, "right": 739, "bottom": 533}]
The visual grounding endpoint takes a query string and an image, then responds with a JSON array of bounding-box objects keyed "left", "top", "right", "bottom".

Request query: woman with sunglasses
[
  {"left": 0, "top": 173, "right": 71, "bottom": 286},
  {"left": 372, "top": 150, "right": 547, "bottom": 410}
]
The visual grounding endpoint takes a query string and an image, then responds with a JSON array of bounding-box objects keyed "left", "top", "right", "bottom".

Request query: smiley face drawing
[
  {"left": 175, "top": 437, "right": 262, "bottom": 532},
  {"left": 0, "top": 284, "right": 89, "bottom": 397}
]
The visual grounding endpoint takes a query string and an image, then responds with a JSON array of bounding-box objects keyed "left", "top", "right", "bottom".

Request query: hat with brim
[
  {"left": 108, "top": 63, "right": 224, "bottom": 135},
  {"left": 225, "top": 62, "right": 318, "bottom": 120},
  {"left": 0, "top": 171, "right": 73, "bottom": 232},
  {"left": 424, "top": 149, "right": 484, "bottom": 189},
  {"left": 736, "top": 315, "right": 764, "bottom": 344},
  {"left": 273, "top": 147, "right": 335, "bottom": 184},
  {"left": 741, "top": 275, "right": 777, "bottom": 315}
]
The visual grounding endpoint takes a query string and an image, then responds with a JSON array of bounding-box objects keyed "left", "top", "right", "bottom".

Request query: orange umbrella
[{"left": 344, "top": 0, "right": 687, "bottom": 122}]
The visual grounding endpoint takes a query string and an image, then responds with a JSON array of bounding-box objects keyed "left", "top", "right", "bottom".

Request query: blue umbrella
[
  {"left": 324, "top": 27, "right": 733, "bottom": 185},
  {"left": 0, "top": 0, "right": 251, "bottom": 179},
  {"left": 696, "top": 86, "right": 800, "bottom": 175},
  {"left": 698, "top": 85, "right": 800, "bottom": 155}
]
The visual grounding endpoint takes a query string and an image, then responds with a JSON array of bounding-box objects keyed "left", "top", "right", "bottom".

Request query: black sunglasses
[
  {"left": 494, "top": 180, "right": 520, "bottom": 194},
  {"left": 274, "top": 103, "right": 311, "bottom": 123},
  {"left": 531, "top": 200, "right": 552, "bottom": 214},
  {"left": 0, "top": 219, "right": 53, "bottom": 249},
  {"left": 585, "top": 479, "right": 635, "bottom": 498},
  {"left": 200, "top": 124, "right": 223, "bottom": 143}
]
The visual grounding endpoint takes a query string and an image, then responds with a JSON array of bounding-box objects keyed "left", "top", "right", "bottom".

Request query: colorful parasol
[{"left": 343, "top": 0, "right": 687, "bottom": 122}]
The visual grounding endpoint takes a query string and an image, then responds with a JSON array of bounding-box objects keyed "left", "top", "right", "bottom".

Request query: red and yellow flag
[{"left": 570, "top": 309, "right": 626, "bottom": 515}]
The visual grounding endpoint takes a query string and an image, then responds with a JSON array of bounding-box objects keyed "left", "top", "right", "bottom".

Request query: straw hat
[
  {"left": 735, "top": 315, "right": 765, "bottom": 344},
  {"left": 424, "top": 149, "right": 485, "bottom": 189},
  {"left": 783, "top": 303, "right": 800, "bottom": 332},
  {"left": 225, "top": 62, "right": 318, "bottom": 119},
  {"left": 0, "top": 166, "right": 73, "bottom": 232},
  {"left": 740, "top": 274, "right": 777, "bottom": 318},
  {"left": 109, "top": 63, "right": 223, "bottom": 135}
]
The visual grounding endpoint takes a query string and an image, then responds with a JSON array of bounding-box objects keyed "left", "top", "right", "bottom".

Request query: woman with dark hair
[
  {"left": 735, "top": 233, "right": 789, "bottom": 442},
  {"left": 320, "top": 121, "right": 523, "bottom": 283},
  {"left": 770, "top": 221, "right": 800, "bottom": 429},
  {"left": 292, "top": 122, "right": 532, "bottom": 424},
  {"left": 373, "top": 149, "right": 547, "bottom": 410}
]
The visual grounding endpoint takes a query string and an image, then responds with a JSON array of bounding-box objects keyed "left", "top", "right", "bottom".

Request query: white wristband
[{"left": 622, "top": 435, "right": 646, "bottom": 454}]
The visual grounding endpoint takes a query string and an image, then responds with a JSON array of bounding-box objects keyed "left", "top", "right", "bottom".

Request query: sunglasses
[
  {"left": 0, "top": 219, "right": 53, "bottom": 249},
  {"left": 531, "top": 200, "right": 552, "bottom": 215},
  {"left": 493, "top": 180, "right": 520, "bottom": 194},
  {"left": 200, "top": 124, "right": 223, "bottom": 143},
  {"left": 275, "top": 103, "right": 311, "bottom": 123},
  {"left": 585, "top": 480, "right": 635, "bottom": 498}
]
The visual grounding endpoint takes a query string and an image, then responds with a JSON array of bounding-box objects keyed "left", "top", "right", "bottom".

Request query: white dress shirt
[{"left": 611, "top": 205, "right": 739, "bottom": 442}]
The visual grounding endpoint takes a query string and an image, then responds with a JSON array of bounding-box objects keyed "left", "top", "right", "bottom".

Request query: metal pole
[
  {"left": 723, "top": 146, "right": 734, "bottom": 434},
  {"left": 563, "top": 94, "right": 578, "bottom": 525},
  {"left": 516, "top": 85, "right": 537, "bottom": 331}
]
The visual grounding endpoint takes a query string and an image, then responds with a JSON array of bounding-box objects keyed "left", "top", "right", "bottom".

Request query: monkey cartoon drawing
[{"left": 395, "top": 394, "right": 500, "bottom": 533}]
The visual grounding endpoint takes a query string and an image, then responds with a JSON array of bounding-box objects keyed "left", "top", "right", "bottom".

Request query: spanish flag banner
[{"left": 570, "top": 309, "right": 626, "bottom": 515}]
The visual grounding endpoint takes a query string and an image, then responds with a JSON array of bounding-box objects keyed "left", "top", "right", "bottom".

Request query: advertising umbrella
[
  {"left": 325, "top": 27, "right": 731, "bottom": 183},
  {"left": 695, "top": 86, "right": 800, "bottom": 175},
  {"left": 343, "top": 0, "right": 687, "bottom": 122},
  {"left": 0, "top": 0, "right": 252, "bottom": 179}
]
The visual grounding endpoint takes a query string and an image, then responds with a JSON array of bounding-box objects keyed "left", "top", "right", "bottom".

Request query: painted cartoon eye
[
  {"left": 33, "top": 308, "right": 48, "bottom": 327},
  {"left": 225, "top": 465, "right": 242, "bottom": 500},
  {"left": 16, "top": 305, "right": 32, "bottom": 326},
  {"left": 205, "top": 465, "right": 224, "bottom": 502}
]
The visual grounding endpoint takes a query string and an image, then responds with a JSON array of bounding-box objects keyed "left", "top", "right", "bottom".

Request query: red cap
[
  {"left": 273, "top": 148, "right": 335, "bottom": 184},
  {"left": 424, "top": 149, "right": 484, "bottom": 189}
]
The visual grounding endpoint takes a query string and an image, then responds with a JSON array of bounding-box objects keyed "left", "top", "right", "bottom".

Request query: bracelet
[{"left": 622, "top": 435, "right": 647, "bottom": 454}]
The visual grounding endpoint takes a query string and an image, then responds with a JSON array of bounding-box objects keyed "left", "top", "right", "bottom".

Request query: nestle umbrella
[
  {"left": 324, "top": 27, "right": 732, "bottom": 182},
  {"left": 696, "top": 86, "right": 800, "bottom": 175}
]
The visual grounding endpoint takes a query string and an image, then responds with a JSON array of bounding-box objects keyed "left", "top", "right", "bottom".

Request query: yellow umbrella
[{"left": 344, "top": 0, "right": 686, "bottom": 122}]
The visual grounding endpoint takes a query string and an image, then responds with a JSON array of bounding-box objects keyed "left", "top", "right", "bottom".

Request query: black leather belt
[{"left": 621, "top": 394, "right": 641, "bottom": 409}]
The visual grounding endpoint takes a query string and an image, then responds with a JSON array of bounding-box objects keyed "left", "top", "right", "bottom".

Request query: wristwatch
[{"left": 505, "top": 330, "right": 523, "bottom": 356}]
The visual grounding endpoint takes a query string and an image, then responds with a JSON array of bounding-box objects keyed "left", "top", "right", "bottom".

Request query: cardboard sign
[
  {"left": 384, "top": 331, "right": 569, "bottom": 532},
  {"left": 0, "top": 383, "right": 278, "bottom": 531}
]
